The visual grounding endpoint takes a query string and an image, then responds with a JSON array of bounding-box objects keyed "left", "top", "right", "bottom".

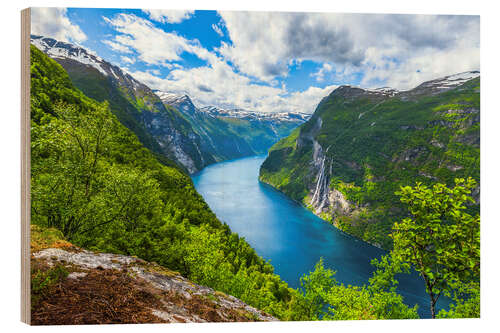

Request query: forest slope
[
  {"left": 30, "top": 45, "right": 306, "bottom": 320},
  {"left": 260, "top": 73, "right": 480, "bottom": 249}
]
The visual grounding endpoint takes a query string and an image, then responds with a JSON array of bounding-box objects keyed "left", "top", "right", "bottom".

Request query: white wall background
[{"left": 1, "top": 0, "right": 498, "bottom": 332}]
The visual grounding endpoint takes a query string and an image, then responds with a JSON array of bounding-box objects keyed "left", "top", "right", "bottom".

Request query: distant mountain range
[
  {"left": 31, "top": 35, "right": 309, "bottom": 173},
  {"left": 154, "top": 91, "right": 309, "bottom": 164},
  {"left": 198, "top": 105, "right": 310, "bottom": 122}
]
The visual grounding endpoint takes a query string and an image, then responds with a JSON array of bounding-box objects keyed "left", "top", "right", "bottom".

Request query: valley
[
  {"left": 29, "top": 32, "right": 480, "bottom": 322},
  {"left": 31, "top": 35, "right": 307, "bottom": 173}
]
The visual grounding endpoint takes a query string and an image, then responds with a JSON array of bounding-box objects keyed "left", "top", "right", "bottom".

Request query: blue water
[{"left": 192, "top": 155, "right": 449, "bottom": 318}]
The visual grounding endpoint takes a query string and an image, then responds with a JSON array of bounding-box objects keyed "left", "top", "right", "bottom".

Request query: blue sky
[{"left": 31, "top": 8, "right": 479, "bottom": 113}]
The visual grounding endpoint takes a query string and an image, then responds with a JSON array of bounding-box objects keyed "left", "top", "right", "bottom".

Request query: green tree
[
  {"left": 31, "top": 103, "right": 163, "bottom": 241},
  {"left": 299, "top": 259, "right": 419, "bottom": 320},
  {"left": 392, "top": 178, "right": 480, "bottom": 318},
  {"left": 30, "top": 46, "right": 317, "bottom": 321},
  {"left": 437, "top": 281, "right": 480, "bottom": 318}
]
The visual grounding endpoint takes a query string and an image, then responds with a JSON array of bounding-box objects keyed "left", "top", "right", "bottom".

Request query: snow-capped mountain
[
  {"left": 154, "top": 91, "right": 191, "bottom": 106},
  {"left": 416, "top": 71, "right": 480, "bottom": 90},
  {"left": 154, "top": 90, "right": 308, "bottom": 162},
  {"left": 31, "top": 35, "right": 108, "bottom": 75},
  {"left": 363, "top": 87, "right": 400, "bottom": 97},
  {"left": 30, "top": 34, "right": 168, "bottom": 115},
  {"left": 199, "top": 106, "right": 311, "bottom": 123},
  {"left": 155, "top": 91, "right": 310, "bottom": 123},
  {"left": 31, "top": 35, "right": 145, "bottom": 92},
  {"left": 398, "top": 71, "right": 480, "bottom": 100},
  {"left": 154, "top": 91, "right": 200, "bottom": 117},
  {"left": 322, "top": 71, "right": 479, "bottom": 101}
]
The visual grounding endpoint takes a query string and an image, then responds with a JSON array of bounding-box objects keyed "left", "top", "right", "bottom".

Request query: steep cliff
[
  {"left": 32, "top": 35, "right": 306, "bottom": 173},
  {"left": 32, "top": 35, "right": 215, "bottom": 173},
  {"left": 156, "top": 91, "right": 308, "bottom": 163},
  {"left": 260, "top": 72, "right": 480, "bottom": 249}
]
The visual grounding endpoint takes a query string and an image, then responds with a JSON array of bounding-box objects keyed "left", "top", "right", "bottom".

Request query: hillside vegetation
[
  {"left": 29, "top": 45, "right": 478, "bottom": 321},
  {"left": 30, "top": 225, "right": 277, "bottom": 324},
  {"left": 30, "top": 45, "right": 306, "bottom": 319},
  {"left": 260, "top": 77, "right": 480, "bottom": 249}
]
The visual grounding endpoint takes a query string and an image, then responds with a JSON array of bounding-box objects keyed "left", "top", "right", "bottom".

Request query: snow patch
[{"left": 31, "top": 36, "right": 108, "bottom": 77}]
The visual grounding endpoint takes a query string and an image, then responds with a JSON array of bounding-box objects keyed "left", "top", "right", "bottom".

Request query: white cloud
[
  {"left": 360, "top": 33, "right": 480, "bottom": 89},
  {"left": 103, "top": 14, "right": 219, "bottom": 67},
  {"left": 103, "top": 40, "right": 133, "bottom": 54},
  {"left": 217, "top": 12, "right": 292, "bottom": 81},
  {"left": 212, "top": 23, "right": 224, "bottom": 37},
  {"left": 165, "top": 63, "right": 183, "bottom": 70},
  {"left": 285, "top": 85, "right": 338, "bottom": 114},
  {"left": 142, "top": 9, "right": 194, "bottom": 24},
  {"left": 120, "top": 56, "right": 135, "bottom": 64},
  {"left": 312, "top": 63, "right": 333, "bottom": 82},
  {"left": 217, "top": 12, "right": 480, "bottom": 88},
  {"left": 31, "top": 7, "right": 86, "bottom": 43}
]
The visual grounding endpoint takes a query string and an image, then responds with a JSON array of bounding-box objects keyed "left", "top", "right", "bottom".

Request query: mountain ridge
[
  {"left": 154, "top": 89, "right": 309, "bottom": 164},
  {"left": 31, "top": 34, "right": 306, "bottom": 173},
  {"left": 260, "top": 72, "right": 480, "bottom": 249}
]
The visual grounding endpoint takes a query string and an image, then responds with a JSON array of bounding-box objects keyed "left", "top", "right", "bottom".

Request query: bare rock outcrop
[{"left": 31, "top": 247, "right": 277, "bottom": 324}]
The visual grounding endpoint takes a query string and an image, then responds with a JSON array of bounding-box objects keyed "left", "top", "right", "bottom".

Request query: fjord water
[{"left": 192, "top": 155, "right": 449, "bottom": 318}]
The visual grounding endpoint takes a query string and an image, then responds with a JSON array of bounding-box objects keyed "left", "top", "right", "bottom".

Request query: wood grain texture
[{"left": 21, "top": 7, "right": 31, "bottom": 325}]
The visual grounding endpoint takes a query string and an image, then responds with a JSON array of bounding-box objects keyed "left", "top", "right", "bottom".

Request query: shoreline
[{"left": 258, "top": 176, "right": 385, "bottom": 251}]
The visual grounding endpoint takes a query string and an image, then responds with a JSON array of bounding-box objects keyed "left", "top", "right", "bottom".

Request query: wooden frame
[{"left": 21, "top": 7, "right": 31, "bottom": 325}]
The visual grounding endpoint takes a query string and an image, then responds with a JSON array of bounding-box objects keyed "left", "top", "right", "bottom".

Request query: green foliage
[
  {"left": 260, "top": 79, "right": 480, "bottom": 249},
  {"left": 437, "top": 282, "right": 480, "bottom": 318},
  {"left": 391, "top": 178, "right": 480, "bottom": 318},
  {"left": 29, "top": 45, "right": 306, "bottom": 320},
  {"left": 31, "top": 263, "right": 69, "bottom": 309},
  {"left": 58, "top": 58, "right": 167, "bottom": 156},
  {"left": 368, "top": 255, "right": 410, "bottom": 293},
  {"left": 299, "top": 259, "right": 419, "bottom": 320}
]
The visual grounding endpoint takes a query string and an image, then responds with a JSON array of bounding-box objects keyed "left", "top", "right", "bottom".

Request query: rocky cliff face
[
  {"left": 155, "top": 91, "right": 308, "bottom": 163},
  {"left": 260, "top": 72, "right": 480, "bottom": 249},
  {"left": 32, "top": 35, "right": 306, "bottom": 173},
  {"left": 31, "top": 243, "right": 277, "bottom": 324},
  {"left": 31, "top": 36, "right": 212, "bottom": 174}
]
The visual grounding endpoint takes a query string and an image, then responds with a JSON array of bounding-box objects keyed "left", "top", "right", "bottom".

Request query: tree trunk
[
  {"left": 429, "top": 292, "right": 439, "bottom": 319},
  {"left": 430, "top": 299, "right": 436, "bottom": 319}
]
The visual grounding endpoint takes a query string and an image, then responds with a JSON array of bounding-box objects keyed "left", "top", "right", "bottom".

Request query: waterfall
[
  {"left": 311, "top": 153, "right": 332, "bottom": 213},
  {"left": 311, "top": 156, "right": 326, "bottom": 205}
]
